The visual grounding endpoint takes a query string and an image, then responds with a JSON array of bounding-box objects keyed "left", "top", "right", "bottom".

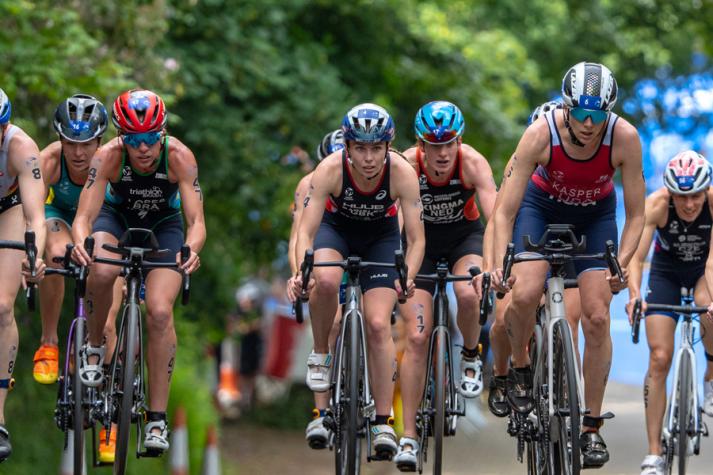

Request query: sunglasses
[
  {"left": 421, "top": 128, "right": 459, "bottom": 144},
  {"left": 122, "top": 131, "right": 162, "bottom": 148},
  {"left": 570, "top": 107, "right": 608, "bottom": 125}
]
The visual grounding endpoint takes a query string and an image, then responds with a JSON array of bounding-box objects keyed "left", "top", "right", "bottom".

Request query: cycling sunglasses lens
[
  {"left": 570, "top": 107, "right": 608, "bottom": 124},
  {"left": 423, "top": 129, "right": 458, "bottom": 144},
  {"left": 123, "top": 132, "right": 161, "bottom": 148}
]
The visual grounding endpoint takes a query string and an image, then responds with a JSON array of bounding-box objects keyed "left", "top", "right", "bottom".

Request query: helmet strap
[{"left": 563, "top": 109, "right": 585, "bottom": 147}]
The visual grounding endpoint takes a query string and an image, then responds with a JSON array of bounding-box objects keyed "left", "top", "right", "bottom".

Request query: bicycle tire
[
  {"left": 552, "top": 319, "right": 581, "bottom": 475},
  {"left": 432, "top": 326, "right": 447, "bottom": 475},
  {"left": 677, "top": 355, "right": 691, "bottom": 475},
  {"left": 72, "top": 319, "right": 86, "bottom": 475},
  {"left": 113, "top": 301, "right": 140, "bottom": 475},
  {"left": 527, "top": 323, "right": 551, "bottom": 475},
  {"left": 346, "top": 310, "right": 360, "bottom": 474}
]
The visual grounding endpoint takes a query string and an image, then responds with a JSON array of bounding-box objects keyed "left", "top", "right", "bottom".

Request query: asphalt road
[{"left": 223, "top": 382, "right": 713, "bottom": 475}]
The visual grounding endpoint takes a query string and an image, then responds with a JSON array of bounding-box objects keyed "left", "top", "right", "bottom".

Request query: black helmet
[{"left": 53, "top": 94, "right": 108, "bottom": 142}]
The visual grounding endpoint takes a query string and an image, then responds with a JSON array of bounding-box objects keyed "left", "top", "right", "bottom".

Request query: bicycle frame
[
  {"left": 331, "top": 267, "right": 376, "bottom": 463},
  {"left": 542, "top": 276, "right": 586, "bottom": 418},
  {"left": 663, "top": 306, "right": 701, "bottom": 454}
]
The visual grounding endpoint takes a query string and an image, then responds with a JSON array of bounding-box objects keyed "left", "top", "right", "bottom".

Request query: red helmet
[{"left": 112, "top": 89, "right": 167, "bottom": 133}]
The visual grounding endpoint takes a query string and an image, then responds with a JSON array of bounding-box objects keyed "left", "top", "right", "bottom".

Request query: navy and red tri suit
[
  {"left": 314, "top": 150, "right": 401, "bottom": 291},
  {"left": 513, "top": 109, "right": 620, "bottom": 275},
  {"left": 412, "top": 147, "right": 485, "bottom": 293},
  {"left": 645, "top": 196, "right": 712, "bottom": 320}
]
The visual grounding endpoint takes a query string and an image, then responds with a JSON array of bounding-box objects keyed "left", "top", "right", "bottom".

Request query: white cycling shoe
[
  {"left": 458, "top": 355, "right": 483, "bottom": 398},
  {"left": 305, "top": 351, "right": 332, "bottom": 392},
  {"left": 371, "top": 424, "right": 397, "bottom": 460},
  {"left": 703, "top": 379, "right": 713, "bottom": 417},
  {"left": 394, "top": 437, "right": 419, "bottom": 472},
  {"left": 305, "top": 413, "right": 330, "bottom": 450},
  {"left": 640, "top": 454, "right": 665, "bottom": 475},
  {"left": 144, "top": 419, "right": 170, "bottom": 452},
  {"left": 79, "top": 344, "right": 106, "bottom": 388}
]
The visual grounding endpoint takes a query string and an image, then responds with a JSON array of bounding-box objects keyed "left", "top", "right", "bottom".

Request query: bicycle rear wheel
[
  {"left": 552, "top": 319, "right": 581, "bottom": 475},
  {"left": 113, "top": 302, "right": 140, "bottom": 475},
  {"left": 72, "top": 318, "right": 86, "bottom": 475},
  {"left": 676, "top": 355, "right": 691, "bottom": 475}
]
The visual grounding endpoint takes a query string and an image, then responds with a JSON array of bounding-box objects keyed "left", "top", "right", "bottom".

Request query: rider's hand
[
  {"left": 605, "top": 267, "right": 628, "bottom": 293},
  {"left": 625, "top": 297, "right": 646, "bottom": 325},
  {"left": 22, "top": 256, "right": 46, "bottom": 285},
  {"left": 71, "top": 240, "right": 92, "bottom": 267},
  {"left": 178, "top": 249, "right": 200, "bottom": 274},
  {"left": 491, "top": 268, "right": 516, "bottom": 295},
  {"left": 394, "top": 278, "right": 415, "bottom": 300},
  {"left": 287, "top": 272, "right": 314, "bottom": 303},
  {"left": 706, "top": 303, "right": 713, "bottom": 323}
]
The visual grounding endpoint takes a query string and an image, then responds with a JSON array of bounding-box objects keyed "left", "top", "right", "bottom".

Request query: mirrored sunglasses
[
  {"left": 123, "top": 131, "right": 162, "bottom": 148},
  {"left": 570, "top": 107, "right": 608, "bottom": 125}
]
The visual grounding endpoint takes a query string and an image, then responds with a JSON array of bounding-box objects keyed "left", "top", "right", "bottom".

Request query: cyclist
[
  {"left": 393, "top": 100, "right": 497, "bottom": 470},
  {"left": 289, "top": 103, "right": 425, "bottom": 459},
  {"left": 0, "top": 87, "right": 47, "bottom": 462},
  {"left": 626, "top": 152, "right": 713, "bottom": 475},
  {"left": 71, "top": 89, "right": 205, "bottom": 457},
  {"left": 287, "top": 129, "right": 346, "bottom": 449},
  {"left": 484, "top": 100, "right": 582, "bottom": 418},
  {"left": 488, "top": 62, "right": 645, "bottom": 468},
  {"left": 33, "top": 94, "right": 123, "bottom": 387}
]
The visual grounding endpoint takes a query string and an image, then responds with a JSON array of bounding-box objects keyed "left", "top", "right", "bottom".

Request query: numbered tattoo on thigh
[
  {"left": 416, "top": 304, "right": 425, "bottom": 333},
  {"left": 51, "top": 220, "right": 61, "bottom": 232}
]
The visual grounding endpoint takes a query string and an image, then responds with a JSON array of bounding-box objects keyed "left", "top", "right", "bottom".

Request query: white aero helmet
[
  {"left": 561, "top": 62, "right": 618, "bottom": 111},
  {"left": 664, "top": 151, "right": 712, "bottom": 195}
]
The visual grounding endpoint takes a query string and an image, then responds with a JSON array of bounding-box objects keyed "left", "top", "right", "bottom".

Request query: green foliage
[{"left": 4, "top": 1, "right": 713, "bottom": 472}]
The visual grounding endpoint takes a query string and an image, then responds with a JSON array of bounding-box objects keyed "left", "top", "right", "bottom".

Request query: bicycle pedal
[
  {"left": 701, "top": 421, "right": 709, "bottom": 437},
  {"left": 140, "top": 448, "right": 164, "bottom": 458}
]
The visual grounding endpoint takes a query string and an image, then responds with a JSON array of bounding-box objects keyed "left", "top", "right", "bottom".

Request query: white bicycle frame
[
  {"left": 542, "top": 276, "right": 586, "bottom": 418},
  {"left": 333, "top": 281, "right": 376, "bottom": 421},
  {"left": 662, "top": 313, "right": 701, "bottom": 447}
]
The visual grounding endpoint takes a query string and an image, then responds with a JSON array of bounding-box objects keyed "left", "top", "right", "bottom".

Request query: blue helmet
[
  {"left": 528, "top": 100, "right": 562, "bottom": 125},
  {"left": 316, "top": 129, "right": 345, "bottom": 161},
  {"left": 414, "top": 101, "right": 464, "bottom": 144},
  {"left": 341, "top": 103, "right": 395, "bottom": 143},
  {"left": 53, "top": 94, "right": 109, "bottom": 142},
  {"left": 0, "top": 89, "right": 11, "bottom": 124}
]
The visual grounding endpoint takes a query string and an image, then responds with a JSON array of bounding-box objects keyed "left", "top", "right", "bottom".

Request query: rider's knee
[
  {"left": 648, "top": 348, "right": 673, "bottom": 377},
  {"left": 406, "top": 327, "right": 429, "bottom": 353},
  {"left": 582, "top": 310, "right": 609, "bottom": 338},
  {"left": 89, "top": 264, "right": 120, "bottom": 289},
  {"left": 510, "top": 285, "right": 541, "bottom": 314},
  {"left": 146, "top": 305, "right": 175, "bottom": 334},
  {"left": 365, "top": 315, "right": 391, "bottom": 342},
  {"left": 0, "top": 300, "right": 14, "bottom": 327},
  {"left": 313, "top": 275, "right": 340, "bottom": 299},
  {"left": 455, "top": 287, "right": 478, "bottom": 312}
]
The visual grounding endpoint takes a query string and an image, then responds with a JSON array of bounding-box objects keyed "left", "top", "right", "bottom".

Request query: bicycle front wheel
[
  {"left": 72, "top": 318, "right": 86, "bottom": 475},
  {"left": 334, "top": 311, "right": 360, "bottom": 475},
  {"left": 676, "top": 354, "right": 692, "bottom": 475},
  {"left": 552, "top": 319, "right": 581, "bottom": 475},
  {"left": 113, "top": 302, "right": 140, "bottom": 475},
  {"left": 432, "top": 326, "right": 447, "bottom": 475},
  {"left": 527, "top": 323, "right": 550, "bottom": 475}
]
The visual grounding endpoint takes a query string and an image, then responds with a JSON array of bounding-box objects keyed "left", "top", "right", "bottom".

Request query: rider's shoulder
[
  {"left": 6, "top": 125, "right": 39, "bottom": 154},
  {"left": 611, "top": 116, "right": 640, "bottom": 142},
  {"left": 459, "top": 143, "right": 488, "bottom": 164},
  {"left": 166, "top": 137, "right": 197, "bottom": 167},
  {"left": 311, "top": 152, "right": 342, "bottom": 185},
  {"left": 390, "top": 149, "right": 419, "bottom": 180},
  {"left": 519, "top": 118, "right": 551, "bottom": 159},
  {"left": 395, "top": 146, "right": 418, "bottom": 170},
  {"left": 646, "top": 188, "right": 671, "bottom": 213},
  {"left": 40, "top": 141, "right": 62, "bottom": 161}
]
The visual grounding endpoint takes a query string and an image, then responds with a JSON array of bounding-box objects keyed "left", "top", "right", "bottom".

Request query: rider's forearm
[
  {"left": 27, "top": 215, "right": 47, "bottom": 258},
  {"left": 627, "top": 259, "right": 644, "bottom": 299},
  {"left": 492, "top": 210, "right": 515, "bottom": 270},
  {"left": 404, "top": 236, "right": 424, "bottom": 282},
  {"left": 617, "top": 215, "right": 645, "bottom": 268},
  {"left": 184, "top": 220, "right": 206, "bottom": 254}
]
